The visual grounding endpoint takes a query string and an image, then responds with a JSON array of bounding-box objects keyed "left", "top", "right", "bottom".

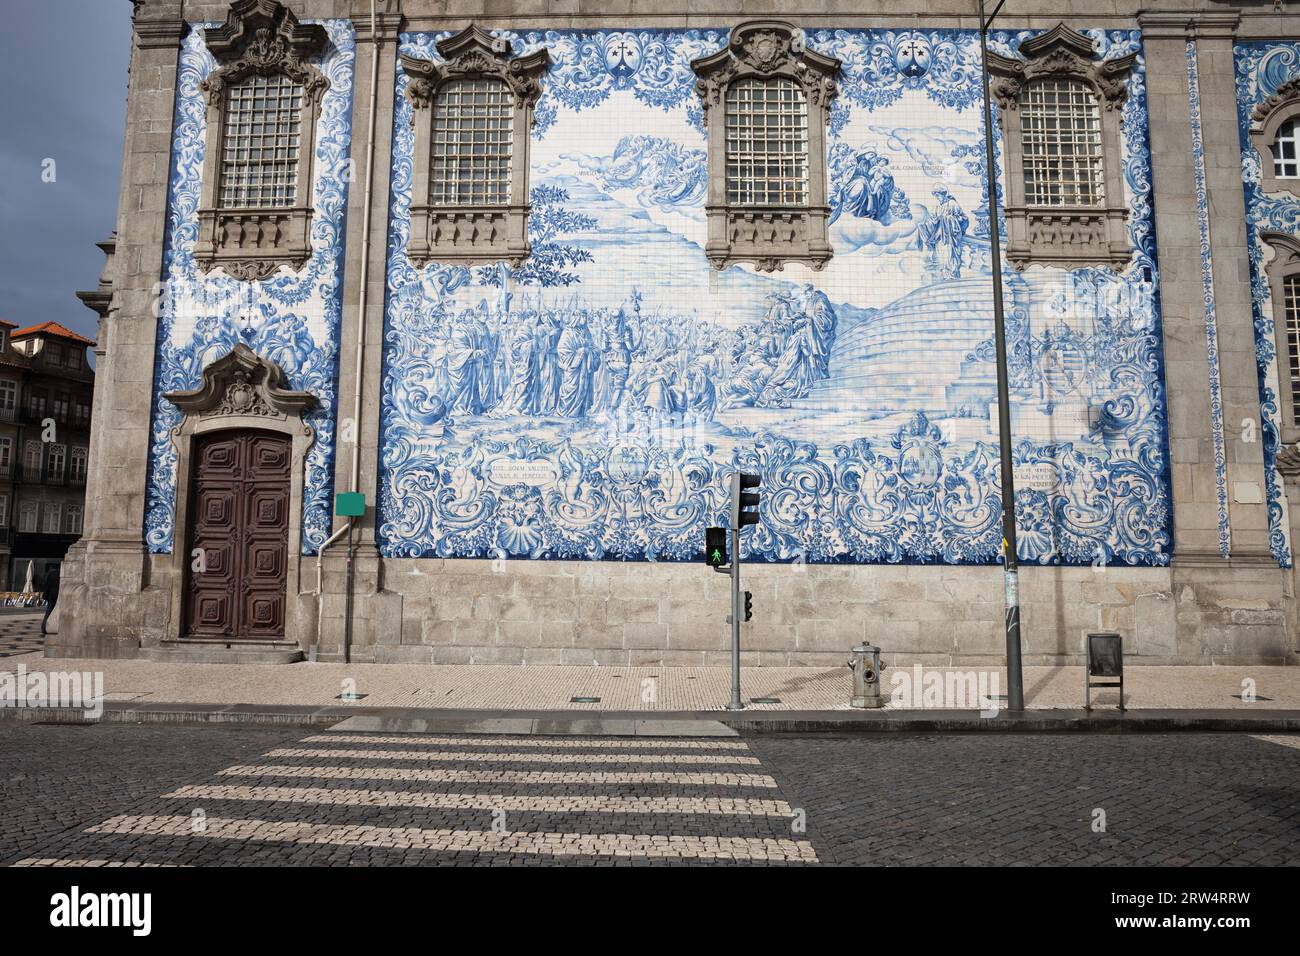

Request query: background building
[
  {"left": 0, "top": 320, "right": 94, "bottom": 592},
  {"left": 47, "top": 0, "right": 1300, "bottom": 666}
]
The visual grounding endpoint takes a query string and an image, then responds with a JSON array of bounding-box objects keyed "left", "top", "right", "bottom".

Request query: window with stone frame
[
  {"left": 65, "top": 504, "right": 83, "bottom": 536},
  {"left": 0, "top": 438, "right": 11, "bottom": 477},
  {"left": 400, "top": 26, "right": 549, "bottom": 268},
  {"left": 0, "top": 495, "right": 7, "bottom": 527},
  {"left": 1020, "top": 79, "right": 1106, "bottom": 207},
  {"left": 192, "top": 0, "right": 331, "bottom": 282},
  {"left": 18, "top": 503, "right": 36, "bottom": 534},
  {"left": 42, "top": 502, "right": 61, "bottom": 535},
  {"left": 1262, "top": 232, "right": 1300, "bottom": 447},
  {"left": 692, "top": 21, "right": 840, "bottom": 272},
  {"left": 1251, "top": 80, "right": 1300, "bottom": 200},
  {"left": 71, "top": 447, "right": 87, "bottom": 484},
  {"left": 985, "top": 24, "right": 1136, "bottom": 271},
  {"left": 1276, "top": 120, "right": 1300, "bottom": 179}
]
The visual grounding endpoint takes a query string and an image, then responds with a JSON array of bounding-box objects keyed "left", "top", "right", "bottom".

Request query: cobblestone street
[{"left": 2, "top": 723, "right": 1299, "bottom": 866}]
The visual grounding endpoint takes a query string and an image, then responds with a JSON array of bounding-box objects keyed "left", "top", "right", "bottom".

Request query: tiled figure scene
[{"left": 376, "top": 28, "right": 1171, "bottom": 568}]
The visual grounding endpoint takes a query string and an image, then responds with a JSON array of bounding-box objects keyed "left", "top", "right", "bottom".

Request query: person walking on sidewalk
[{"left": 40, "top": 564, "right": 60, "bottom": 636}]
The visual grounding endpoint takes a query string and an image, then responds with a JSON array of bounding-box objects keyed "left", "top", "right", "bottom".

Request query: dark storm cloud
[{"left": 0, "top": 1, "right": 132, "bottom": 343}]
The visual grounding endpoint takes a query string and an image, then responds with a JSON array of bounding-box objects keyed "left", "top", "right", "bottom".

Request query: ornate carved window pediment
[
  {"left": 692, "top": 21, "right": 840, "bottom": 272},
  {"left": 400, "top": 25, "right": 550, "bottom": 268},
  {"left": 986, "top": 24, "right": 1136, "bottom": 272},
  {"left": 193, "top": 0, "right": 331, "bottom": 281}
]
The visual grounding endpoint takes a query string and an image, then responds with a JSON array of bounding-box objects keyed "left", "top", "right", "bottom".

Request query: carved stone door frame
[{"left": 163, "top": 344, "right": 317, "bottom": 645}]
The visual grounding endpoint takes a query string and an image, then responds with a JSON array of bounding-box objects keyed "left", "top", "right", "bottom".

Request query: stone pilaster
[
  {"left": 316, "top": 10, "right": 405, "bottom": 660},
  {"left": 1138, "top": 13, "right": 1222, "bottom": 562}
]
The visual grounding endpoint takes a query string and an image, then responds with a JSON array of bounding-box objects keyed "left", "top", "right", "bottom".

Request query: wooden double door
[{"left": 183, "top": 430, "right": 291, "bottom": 641}]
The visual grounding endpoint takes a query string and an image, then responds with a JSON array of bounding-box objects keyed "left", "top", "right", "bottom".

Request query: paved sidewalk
[
  {"left": 0, "top": 610, "right": 44, "bottom": 659},
  {"left": 3, "top": 646, "right": 1299, "bottom": 712}
]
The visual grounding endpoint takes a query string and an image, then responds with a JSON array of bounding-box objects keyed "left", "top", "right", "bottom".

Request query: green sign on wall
[{"left": 335, "top": 492, "right": 366, "bottom": 517}]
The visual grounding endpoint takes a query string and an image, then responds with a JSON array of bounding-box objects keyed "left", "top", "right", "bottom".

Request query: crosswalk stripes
[{"left": 15, "top": 732, "right": 820, "bottom": 865}]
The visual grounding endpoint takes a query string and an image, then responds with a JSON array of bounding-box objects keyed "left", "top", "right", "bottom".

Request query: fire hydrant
[{"left": 847, "top": 643, "right": 885, "bottom": 709}]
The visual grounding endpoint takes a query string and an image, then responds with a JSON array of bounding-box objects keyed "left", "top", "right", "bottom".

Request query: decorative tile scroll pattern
[
  {"left": 1233, "top": 40, "right": 1299, "bottom": 568},
  {"left": 145, "top": 21, "right": 355, "bottom": 555},
  {"left": 1187, "top": 39, "right": 1232, "bottom": 560}
]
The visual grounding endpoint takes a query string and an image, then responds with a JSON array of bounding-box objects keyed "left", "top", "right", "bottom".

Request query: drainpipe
[
  {"left": 312, "top": 519, "right": 352, "bottom": 661},
  {"left": 336, "top": 0, "right": 381, "bottom": 665}
]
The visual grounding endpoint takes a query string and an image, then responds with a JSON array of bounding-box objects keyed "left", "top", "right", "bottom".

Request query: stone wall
[{"left": 48, "top": 0, "right": 1300, "bottom": 666}]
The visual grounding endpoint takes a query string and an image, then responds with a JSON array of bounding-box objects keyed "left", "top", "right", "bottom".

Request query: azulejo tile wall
[
  {"left": 1234, "top": 40, "right": 1300, "bottom": 569},
  {"left": 144, "top": 20, "right": 355, "bottom": 556},
  {"left": 376, "top": 26, "right": 1172, "bottom": 568}
]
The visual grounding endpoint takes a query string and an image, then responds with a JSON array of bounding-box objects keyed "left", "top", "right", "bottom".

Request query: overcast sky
[{"left": 0, "top": 1, "right": 133, "bottom": 343}]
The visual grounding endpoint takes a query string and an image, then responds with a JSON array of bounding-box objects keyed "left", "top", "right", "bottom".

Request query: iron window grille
[
  {"left": 430, "top": 78, "right": 513, "bottom": 206},
  {"left": 218, "top": 74, "right": 304, "bottom": 209},
  {"left": 1021, "top": 79, "right": 1106, "bottom": 207},
  {"left": 725, "top": 78, "right": 810, "bottom": 206}
]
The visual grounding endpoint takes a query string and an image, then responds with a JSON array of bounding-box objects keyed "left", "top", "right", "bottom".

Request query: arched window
[
  {"left": 431, "top": 78, "right": 514, "bottom": 207},
  {"left": 1020, "top": 79, "right": 1105, "bottom": 207},
  {"left": 218, "top": 73, "right": 305, "bottom": 209},
  {"left": 725, "top": 78, "right": 809, "bottom": 206},
  {"left": 1274, "top": 119, "right": 1300, "bottom": 180}
]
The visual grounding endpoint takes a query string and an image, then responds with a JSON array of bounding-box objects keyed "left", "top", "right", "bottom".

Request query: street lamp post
[{"left": 977, "top": 0, "right": 1024, "bottom": 712}]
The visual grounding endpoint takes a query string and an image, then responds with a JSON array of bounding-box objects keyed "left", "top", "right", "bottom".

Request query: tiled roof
[{"left": 9, "top": 321, "right": 96, "bottom": 346}]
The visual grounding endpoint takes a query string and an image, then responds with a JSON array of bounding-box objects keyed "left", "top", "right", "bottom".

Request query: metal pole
[
  {"left": 727, "top": 526, "right": 744, "bottom": 710},
  {"left": 978, "top": 0, "right": 1024, "bottom": 711}
]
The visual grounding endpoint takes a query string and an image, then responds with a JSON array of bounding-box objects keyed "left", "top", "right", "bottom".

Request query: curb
[{"left": 2, "top": 702, "right": 1300, "bottom": 734}]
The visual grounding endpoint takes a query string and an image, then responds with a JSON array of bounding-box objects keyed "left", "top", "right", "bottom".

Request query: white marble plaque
[{"left": 489, "top": 459, "right": 558, "bottom": 486}]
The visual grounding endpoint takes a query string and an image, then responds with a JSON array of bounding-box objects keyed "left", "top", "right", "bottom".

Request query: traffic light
[
  {"left": 705, "top": 527, "right": 728, "bottom": 568},
  {"left": 730, "top": 472, "right": 761, "bottom": 530},
  {"left": 743, "top": 590, "right": 753, "bottom": 622}
]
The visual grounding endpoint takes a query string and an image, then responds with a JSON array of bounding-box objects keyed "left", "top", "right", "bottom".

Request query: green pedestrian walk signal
[{"left": 705, "top": 527, "right": 728, "bottom": 568}]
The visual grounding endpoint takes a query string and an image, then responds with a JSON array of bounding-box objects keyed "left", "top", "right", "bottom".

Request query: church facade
[{"left": 50, "top": 0, "right": 1300, "bottom": 665}]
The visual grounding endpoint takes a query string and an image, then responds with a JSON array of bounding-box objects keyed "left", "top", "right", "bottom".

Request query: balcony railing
[
  {"left": 18, "top": 407, "right": 91, "bottom": 429},
  {"left": 15, "top": 464, "right": 74, "bottom": 485}
]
